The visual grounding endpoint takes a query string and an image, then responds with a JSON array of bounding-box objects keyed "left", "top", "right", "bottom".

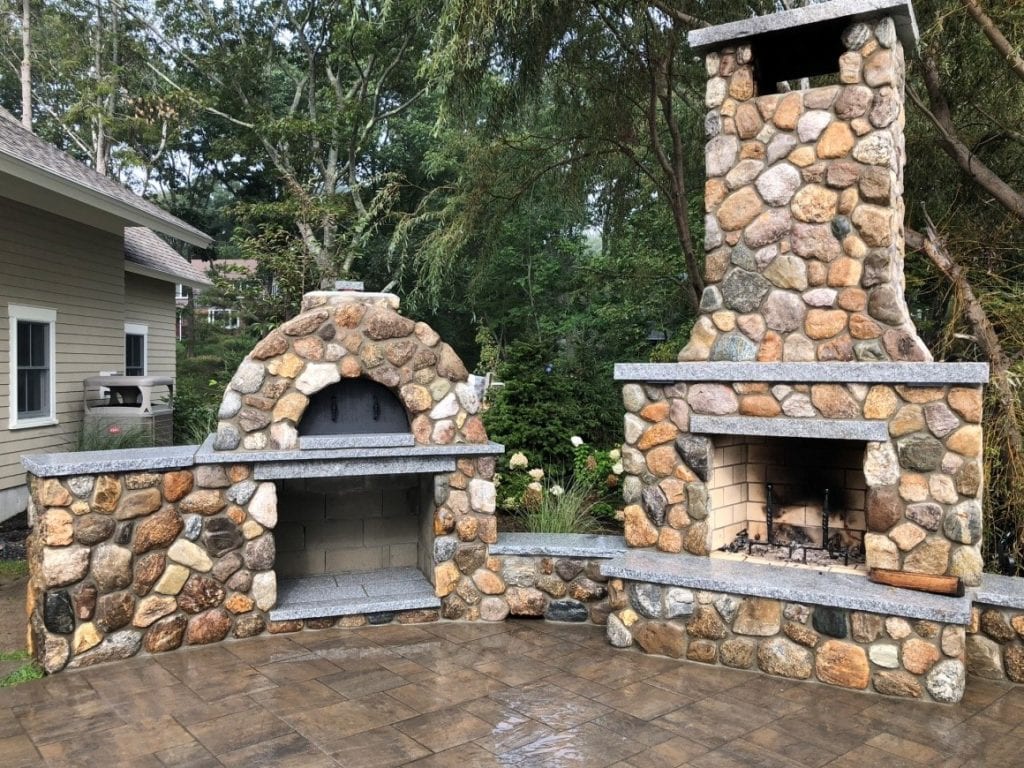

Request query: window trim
[
  {"left": 8, "top": 304, "right": 57, "bottom": 430},
  {"left": 124, "top": 322, "right": 148, "bottom": 376}
]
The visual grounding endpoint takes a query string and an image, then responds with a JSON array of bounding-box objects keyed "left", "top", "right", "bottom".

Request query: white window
[
  {"left": 175, "top": 283, "right": 188, "bottom": 300},
  {"left": 8, "top": 304, "right": 57, "bottom": 429},
  {"left": 125, "top": 323, "right": 148, "bottom": 376},
  {"left": 206, "top": 307, "right": 240, "bottom": 330}
]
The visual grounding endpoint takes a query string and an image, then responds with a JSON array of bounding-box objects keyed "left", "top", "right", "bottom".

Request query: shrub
[
  {"left": 517, "top": 476, "right": 601, "bottom": 534},
  {"left": 75, "top": 422, "right": 152, "bottom": 451}
]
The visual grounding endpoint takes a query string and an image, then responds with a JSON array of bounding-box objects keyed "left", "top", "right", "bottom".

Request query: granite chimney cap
[{"left": 686, "top": 0, "right": 919, "bottom": 55}]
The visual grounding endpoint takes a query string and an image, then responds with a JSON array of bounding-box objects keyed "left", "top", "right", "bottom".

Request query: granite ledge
[
  {"left": 298, "top": 434, "right": 415, "bottom": 450},
  {"left": 23, "top": 445, "right": 198, "bottom": 478},
  {"left": 600, "top": 550, "right": 973, "bottom": 624},
  {"left": 690, "top": 415, "right": 889, "bottom": 442},
  {"left": 614, "top": 362, "right": 990, "bottom": 385},
  {"left": 254, "top": 457, "right": 456, "bottom": 480},
  {"left": 269, "top": 594, "right": 441, "bottom": 622},
  {"left": 687, "top": 0, "right": 918, "bottom": 54},
  {"left": 972, "top": 573, "right": 1024, "bottom": 611},
  {"left": 490, "top": 533, "right": 629, "bottom": 559},
  {"left": 195, "top": 435, "right": 504, "bottom": 464}
]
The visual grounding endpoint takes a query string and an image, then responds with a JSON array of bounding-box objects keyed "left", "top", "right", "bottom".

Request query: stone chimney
[{"left": 681, "top": 0, "right": 928, "bottom": 364}]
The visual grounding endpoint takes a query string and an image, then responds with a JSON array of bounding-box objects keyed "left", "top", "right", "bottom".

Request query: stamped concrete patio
[{"left": 1, "top": 619, "right": 1022, "bottom": 767}]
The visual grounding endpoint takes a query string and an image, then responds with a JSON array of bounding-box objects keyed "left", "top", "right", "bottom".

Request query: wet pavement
[{"left": 1, "top": 619, "right": 1022, "bottom": 767}]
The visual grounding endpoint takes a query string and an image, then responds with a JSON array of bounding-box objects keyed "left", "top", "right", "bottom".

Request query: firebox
[{"left": 709, "top": 435, "right": 867, "bottom": 566}]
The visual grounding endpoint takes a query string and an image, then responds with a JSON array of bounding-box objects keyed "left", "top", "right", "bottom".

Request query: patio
[{"left": 1, "top": 620, "right": 1022, "bottom": 767}]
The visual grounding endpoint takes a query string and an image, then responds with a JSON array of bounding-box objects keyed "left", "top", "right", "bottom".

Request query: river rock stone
[
  {"left": 762, "top": 291, "right": 806, "bottom": 333},
  {"left": 756, "top": 163, "right": 802, "bottom": 206},
  {"left": 132, "top": 507, "right": 183, "bottom": 554},
  {"left": 545, "top": 599, "right": 588, "bottom": 622},
  {"left": 633, "top": 620, "right": 686, "bottom": 658},
  {"left": 133, "top": 595, "right": 178, "bottom": 628},
  {"left": 721, "top": 269, "right": 771, "bottom": 313},
  {"left": 980, "top": 609, "right": 1016, "bottom": 643},
  {"left": 812, "top": 607, "right": 848, "bottom": 638},
  {"left": 144, "top": 614, "right": 187, "bottom": 653},
  {"left": 76, "top": 514, "right": 115, "bottom": 545},
  {"left": 203, "top": 517, "right": 244, "bottom": 557},
  {"left": 95, "top": 590, "right": 135, "bottom": 632},
  {"left": 758, "top": 637, "right": 813, "bottom": 679},
  {"left": 178, "top": 575, "right": 226, "bottom": 615},
  {"left": 943, "top": 501, "right": 982, "bottom": 545},
  {"left": 168, "top": 540, "right": 213, "bottom": 572},
  {"left": 926, "top": 659, "right": 966, "bottom": 702},
  {"left": 706, "top": 135, "right": 739, "bottom": 177},
  {"left": 676, "top": 435, "right": 712, "bottom": 479},
  {"left": 68, "top": 630, "right": 141, "bottom": 669},
  {"left": 733, "top": 598, "right": 781, "bottom": 636},
  {"left": 664, "top": 588, "right": 695, "bottom": 619},
  {"left": 505, "top": 587, "right": 546, "bottom": 616},
  {"left": 816, "top": 640, "right": 869, "bottom": 688},
  {"left": 687, "top": 606, "right": 727, "bottom": 640},
  {"left": 607, "top": 614, "right": 634, "bottom": 647},
  {"left": 186, "top": 609, "right": 232, "bottom": 645},
  {"left": 744, "top": 208, "right": 792, "bottom": 248},
  {"left": 44, "top": 590, "right": 74, "bottom": 634},
  {"left": 92, "top": 544, "right": 133, "bottom": 592},
  {"left": 897, "top": 435, "right": 945, "bottom": 472}
]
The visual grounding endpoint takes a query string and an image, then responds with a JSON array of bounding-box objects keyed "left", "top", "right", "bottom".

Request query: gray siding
[
  {"left": 0, "top": 196, "right": 178, "bottom": 493},
  {"left": 124, "top": 273, "right": 176, "bottom": 379}
]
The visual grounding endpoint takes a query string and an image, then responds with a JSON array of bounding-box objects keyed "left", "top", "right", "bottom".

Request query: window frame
[
  {"left": 8, "top": 304, "right": 58, "bottom": 430},
  {"left": 124, "top": 322, "right": 148, "bottom": 377}
]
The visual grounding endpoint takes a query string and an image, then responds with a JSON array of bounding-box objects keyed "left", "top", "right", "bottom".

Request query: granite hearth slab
[
  {"left": 600, "top": 549, "right": 972, "bottom": 624},
  {"left": 614, "top": 361, "right": 989, "bottom": 384},
  {"left": 690, "top": 415, "right": 889, "bottom": 441},
  {"left": 490, "top": 533, "right": 628, "bottom": 558},
  {"left": 298, "top": 434, "right": 416, "bottom": 450},
  {"left": 254, "top": 457, "right": 456, "bottom": 480},
  {"left": 270, "top": 566, "right": 439, "bottom": 622},
  {"left": 972, "top": 573, "right": 1024, "bottom": 611},
  {"left": 195, "top": 435, "right": 504, "bottom": 464}
]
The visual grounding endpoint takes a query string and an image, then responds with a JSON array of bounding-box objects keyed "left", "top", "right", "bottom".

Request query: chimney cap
[{"left": 687, "top": 0, "right": 918, "bottom": 55}]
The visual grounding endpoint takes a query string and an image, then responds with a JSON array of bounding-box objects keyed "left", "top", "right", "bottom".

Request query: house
[
  {"left": 0, "top": 109, "right": 212, "bottom": 521},
  {"left": 176, "top": 259, "right": 260, "bottom": 339}
]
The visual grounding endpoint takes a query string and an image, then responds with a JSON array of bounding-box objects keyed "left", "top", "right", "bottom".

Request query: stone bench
[{"left": 599, "top": 549, "right": 973, "bottom": 703}]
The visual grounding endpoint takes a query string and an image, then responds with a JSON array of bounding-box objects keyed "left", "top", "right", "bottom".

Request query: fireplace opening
[
  {"left": 709, "top": 436, "right": 867, "bottom": 568},
  {"left": 298, "top": 379, "right": 409, "bottom": 437}
]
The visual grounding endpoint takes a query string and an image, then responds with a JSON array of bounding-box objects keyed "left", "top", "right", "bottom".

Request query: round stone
[
  {"left": 721, "top": 269, "right": 771, "bottom": 313},
  {"left": 796, "top": 110, "right": 832, "bottom": 142},
  {"left": 706, "top": 135, "right": 739, "bottom": 177},
  {"left": 853, "top": 132, "right": 895, "bottom": 166},
  {"left": 755, "top": 163, "right": 801, "bottom": 206},
  {"left": 762, "top": 291, "right": 806, "bottom": 333},
  {"left": 757, "top": 637, "right": 813, "bottom": 679},
  {"left": 816, "top": 640, "right": 869, "bottom": 689},
  {"left": 791, "top": 185, "right": 838, "bottom": 224}
]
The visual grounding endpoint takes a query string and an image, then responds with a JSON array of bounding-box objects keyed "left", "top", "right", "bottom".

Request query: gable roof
[
  {"left": 124, "top": 228, "right": 212, "bottom": 288},
  {"left": 0, "top": 112, "right": 211, "bottom": 247}
]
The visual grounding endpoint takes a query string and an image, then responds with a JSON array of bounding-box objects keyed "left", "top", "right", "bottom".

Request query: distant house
[
  {"left": 0, "top": 109, "right": 212, "bottom": 521},
  {"left": 176, "top": 259, "right": 266, "bottom": 339}
]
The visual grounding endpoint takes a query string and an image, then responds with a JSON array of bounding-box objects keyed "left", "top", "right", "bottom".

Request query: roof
[
  {"left": 191, "top": 259, "right": 259, "bottom": 279},
  {"left": 124, "top": 227, "right": 212, "bottom": 288},
  {"left": 0, "top": 112, "right": 211, "bottom": 247}
]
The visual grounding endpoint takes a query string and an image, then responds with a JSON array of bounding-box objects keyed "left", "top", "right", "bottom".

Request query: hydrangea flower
[
  {"left": 608, "top": 449, "right": 621, "bottom": 461},
  {"left": 509, "top": 452, "right": 528, "bottom": 469},
  {"left": 611, "top": 461, "right": 624, "bottom": 475},
  {"left": 549, "top": 484, "right": 565, "bottom": 496},
  {"left": 527, "top": 481, "right": 543, "bottom": 493},
  {"left": 570, "top": 436, "right": 584, "bottom": 447},
  {"left": 528, "top": 468, "right": 544, "bottom": 481}
]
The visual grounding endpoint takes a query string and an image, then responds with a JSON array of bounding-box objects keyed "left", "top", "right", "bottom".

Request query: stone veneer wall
[
  {"left": 620, "top": 379, "right": 985, "bottom": 583},
  {"left": 682, "top": 16, "right": 929, "bottom": 364},
  {"left": 25, "top": 463, "right": 614, "bottom": 672},
  {"left": 26, "top": 466, "right": 278, "bottom": 673},
  {"left": 965, "top": 604, "right": 1024, "bottom": 684},
  {"left": 605, "top": 582, "right": 969, "bottom": 703}
]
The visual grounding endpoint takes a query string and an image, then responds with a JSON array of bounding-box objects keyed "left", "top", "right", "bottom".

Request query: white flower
[
  {"left": 549, "top": 484, "right": 565, "bottom": 496},
  {"left": 528, "top": 468, "right": 544, "bottom": 481},
  {"left": 608, "top": 449, "right": 621, "bottom": 461},
  {"left": 527, "top": 481, "right": 543, "bottom": 493},
  {"left": 570, "top": 436, "right": 584, "bottom": 447},
  {"left": 611, "top": 462, "right": 624, "bottom": 475},
  {"left": 493, "top": 473, "right": 502, "bottom": 487},
  {"left": 509, "top": 452, "right": 528, "bottom": 469}
]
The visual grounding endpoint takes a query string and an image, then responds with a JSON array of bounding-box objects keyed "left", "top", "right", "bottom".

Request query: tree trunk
[{"left": 20, "top": 0, "right": 31, "bottom": 130}]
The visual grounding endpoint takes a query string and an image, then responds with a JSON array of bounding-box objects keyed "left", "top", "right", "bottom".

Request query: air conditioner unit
[{"left": 82, "top": 375, "right": 174, "bottom": 446}]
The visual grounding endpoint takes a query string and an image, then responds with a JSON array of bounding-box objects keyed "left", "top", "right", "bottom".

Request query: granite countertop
[{"left": 600, "top": 549, "right": 973, "bottom": 624}]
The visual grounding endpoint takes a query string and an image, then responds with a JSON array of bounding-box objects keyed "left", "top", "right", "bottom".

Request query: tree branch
[
  {"left": 908, "top": 54, "right": 1024, "bottom": 219},
  {"left": 964, "top": 0, "right": 1024, "bottom": 83}
]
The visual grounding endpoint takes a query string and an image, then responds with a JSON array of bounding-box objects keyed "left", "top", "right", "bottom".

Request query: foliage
[
  {"left": 0, "top": 560, "right": 28, "bottom": 580},
  {"left": 516, "top": 475, "right": 602, "bottom": 534},
  {"left": 173, "top": 325, "right": 253, "bottom": 445},
  {"left": 0, "top": 661, "right": 43, "bottom": 688},
  {"left": 75, "top": 422, "right": 152, "bottom": 451},
  {"left": 0, "top": 649, "right": 29, "bottom": 662}
]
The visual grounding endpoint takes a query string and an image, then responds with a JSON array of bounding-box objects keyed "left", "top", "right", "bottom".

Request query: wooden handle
[{"left": 868, "top": 568, "right": 965, "bottom": 597}]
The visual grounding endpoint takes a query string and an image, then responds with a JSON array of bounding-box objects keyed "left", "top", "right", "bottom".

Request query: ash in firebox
[{"left": 720, "top": 527, "right": 865, "bottom": 567}]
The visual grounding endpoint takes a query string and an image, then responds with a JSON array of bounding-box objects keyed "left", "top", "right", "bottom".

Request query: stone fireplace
[{"left": 615, "top": 0, "right": 988, "bottom": 585}]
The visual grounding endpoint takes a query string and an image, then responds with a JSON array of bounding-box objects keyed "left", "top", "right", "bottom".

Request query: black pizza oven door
[{"left": 297, "top": 379, "right": 411, "bottom": 436}]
